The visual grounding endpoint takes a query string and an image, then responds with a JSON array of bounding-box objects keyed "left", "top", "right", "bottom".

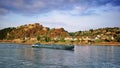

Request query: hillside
[
  {"left": 0, "top": 23, "right": 120, "bottom": 44},
  {"left": 1, "top": 23, "right": 69, "bottom": 41},
  {"left": 7, "top": 23, "right": 49, "bottom": 39},
  {"left": 70, "top": 27, "right": 120, "bottom": 43},
  {"left": 0, "top": 27, "right": 15, "bottom": 40}
]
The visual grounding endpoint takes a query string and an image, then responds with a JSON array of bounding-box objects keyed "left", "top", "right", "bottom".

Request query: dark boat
[{"left": 32, "top": 44, "right": 74, "bottom": 50}]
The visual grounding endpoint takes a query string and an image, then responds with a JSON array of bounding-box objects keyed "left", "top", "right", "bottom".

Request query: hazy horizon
[{"left": 0, "top": 0, "right": 120, "bottom": 32}]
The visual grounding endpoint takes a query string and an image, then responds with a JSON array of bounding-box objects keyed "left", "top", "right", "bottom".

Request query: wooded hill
[
  {"left": 0, "top": 23, "right": 120, "bottom": 43},
  {"left": 0, "top": 23, "right": 69, "bottom": 40}
]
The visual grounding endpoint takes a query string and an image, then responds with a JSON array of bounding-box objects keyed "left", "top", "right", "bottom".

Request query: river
[{"left": 0, "top": 43, "right": 120, "bottom": 68}]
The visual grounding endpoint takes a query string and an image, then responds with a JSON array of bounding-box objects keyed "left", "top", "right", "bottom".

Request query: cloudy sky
[{"left": 0, "top": 0, "right": 120, "bottom": 32}]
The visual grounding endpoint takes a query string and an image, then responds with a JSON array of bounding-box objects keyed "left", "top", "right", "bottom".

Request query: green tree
[
  {"left": 44, "top": 35, "right": 50, "bottom": 42},
  {"left": 37, "top": 36, "right": 41, "bottom": 42},
  {"left": 0, "top": 27, "right": 15, "bottom": 40},
  {"left": 69, "top": 32, "right": 75, "bottom": 36},
  {"left": 60, "top": 37, "right": 65, "bottom": 42},
  {"left": 115, "top": 36, "right": 120, "bottom": 42},
  {"left": 89, "top": 29, "right": 93, "bottom": 33}
]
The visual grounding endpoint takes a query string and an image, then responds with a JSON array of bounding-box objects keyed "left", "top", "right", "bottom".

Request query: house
[
  {"left": 64, "top": 37, "right": 73, "bottom": 41},
  {"left": 30, "top": 37, "right": 37, "bottom": 41}
]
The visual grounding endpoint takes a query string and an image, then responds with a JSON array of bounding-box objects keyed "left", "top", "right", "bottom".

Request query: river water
[{"left": 0, "top": 43, "right": 120, "bottom": 68}]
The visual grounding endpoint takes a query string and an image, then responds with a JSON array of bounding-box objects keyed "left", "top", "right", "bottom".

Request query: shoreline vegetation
[
  {"left": 0, "top": 23, "right": 120, "bottom": 46},
  {"left": 0, "top": 40, "right": 120, "bottom": 46}
]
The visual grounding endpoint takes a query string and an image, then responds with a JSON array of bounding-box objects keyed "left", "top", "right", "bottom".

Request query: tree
[
  {"left": 89, "top": 29, "right": 93, "bottom": 33},
  {"left": 115, "top": 36, "right": 120, "bottom": 42},
  {"left": 69, "top": 32, "right": 75, "bottom": 36},
  {"left": 37, "top": 36, "right": 41, "bottom": 42},
  {"left": 44, "top": 35, "right": 50, "bottom": 42},
  {"left": 0, "top": 27, "right": 15, "bottom": 40},
  {"left": 116, "top": 37, "right": 120, "bottom": 42},
  {"left": 60, "top": 37, "right": 65, "bottom": 42}
]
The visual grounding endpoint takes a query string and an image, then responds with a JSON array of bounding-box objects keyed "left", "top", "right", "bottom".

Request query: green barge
[{"left": 32, "top": 44, "right": 74, "bottom": 50}]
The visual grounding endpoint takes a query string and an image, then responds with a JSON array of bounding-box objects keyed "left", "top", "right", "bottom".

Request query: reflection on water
[
  {"left": 0, "top": 43, "right": 120, "bottom": 68},
  {"left": 74, "top": 46, "right": 120, "bottom": 68}
]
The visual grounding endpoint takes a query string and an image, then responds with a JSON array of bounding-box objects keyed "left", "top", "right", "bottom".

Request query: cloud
[
  {"left": 37, "top": 9, "right": 120, "bottom": 31},
  {"left": 0, "top": 0, "right": 120, "bottom": 31},
  {"left": 0, "top": 0, "right": 120, "bottom": 15},
  {"left": 0, "top": 8, "right": 9, "bottom": 15}
]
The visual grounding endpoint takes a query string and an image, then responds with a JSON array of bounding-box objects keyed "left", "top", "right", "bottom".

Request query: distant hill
[
  {"left": 71, "top": 27, "right": 120, "bottom": 42},
  {"left": 0, "top": 23, "right": 120, "bottom": 43},
  {"left": 0, "top": 27, "right": 15, "bottom": 40},
  {"left": 4, "top": 23, "right": 69, "bottom": 40}
]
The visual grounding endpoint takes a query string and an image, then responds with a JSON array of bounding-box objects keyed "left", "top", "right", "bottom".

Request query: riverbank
[{"left": 0, "top": 40, "right": 120, "bottom": 46}]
